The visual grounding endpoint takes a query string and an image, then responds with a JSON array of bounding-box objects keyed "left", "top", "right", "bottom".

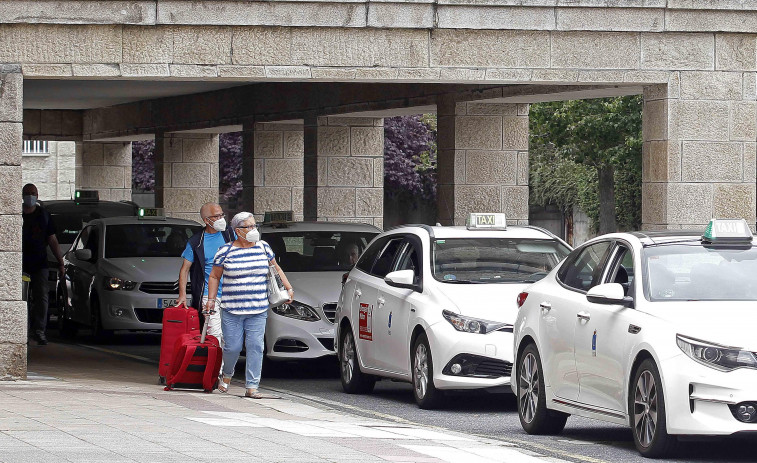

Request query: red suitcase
[
  {"left": 164, "top": 316, "right": 222, "bottom": 393},
  {"left": 158, "top": 303, "right": 200, "bottom": 383}
]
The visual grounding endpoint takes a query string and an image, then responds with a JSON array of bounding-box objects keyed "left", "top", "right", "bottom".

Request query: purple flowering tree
[
  {"left": 132, "top": 140, "right": 155, "bottom": 192},
  {"left": 219, "top": 132, "right": 242, "bottom": 200}
]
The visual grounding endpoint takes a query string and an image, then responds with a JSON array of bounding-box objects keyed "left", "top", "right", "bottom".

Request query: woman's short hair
[{"left": 230, "top": 211, "right": 254, "bottom": 230}]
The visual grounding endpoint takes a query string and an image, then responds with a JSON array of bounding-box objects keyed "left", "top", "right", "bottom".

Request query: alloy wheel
[
  {"left": 519, "top": 352, "right": 539, "bottom": 423},
  {"left": 634, "top": 370, "right": 658, "bottom": 448},
  {"left": 414, "top": 343, "right": 428, "bottom": 399},
  {"left": 341, "top": 332, "right": 355, "bottom": 384}
]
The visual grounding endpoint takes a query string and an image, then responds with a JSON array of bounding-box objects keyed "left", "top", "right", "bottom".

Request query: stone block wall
[
  {"left": 22, "top": 141, "right": 76, "bottom": 200},
  {"left": 0, "top": 68, "right": 25, "bottom": 379},
  {"left": 75, "top": 141, "right": 132, "bottom": 202},
  {"left": 304, "top": 117, "right": 384, "bottom": 228},
  {"left": 157, "top": 133, "right": 219, "bottom": 222},
  {"left": 437, "top": 99, "right": 529, "bottom": 226},
  {"left": 252, "top": 122, "right": 305, "bottom": 222}
]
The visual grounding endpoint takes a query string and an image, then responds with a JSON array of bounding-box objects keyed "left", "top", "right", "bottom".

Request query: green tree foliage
[{"left": 530, "top": 95, "right": 642, "bottom": 233}]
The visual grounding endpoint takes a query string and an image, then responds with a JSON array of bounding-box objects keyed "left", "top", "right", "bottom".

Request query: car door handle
[
  {"left": 354, "top": 288, "right": 362, "bottom": 298},
  {"left": 539, "top": 302, "right": 552, "bottom": 311},
  {"left": 377, "top": 297, "right": 385, "bottom": 307},
  {"left": 577, "top": 311, "right": 591, "bottom": 321}
]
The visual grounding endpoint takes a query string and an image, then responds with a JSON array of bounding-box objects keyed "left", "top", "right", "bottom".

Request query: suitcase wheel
[{"left": 163, "top": 386, "right": 172, "bottom": 391}]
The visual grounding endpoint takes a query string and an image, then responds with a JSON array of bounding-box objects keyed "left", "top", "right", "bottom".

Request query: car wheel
[
  {"left": 56, "top": 287, "right": 78, "bottom": 338},
  {"left": 630, "top": 359, "right": 677, "bottom": 458},
  {"left": 412, "top": 333, "right": 442, "bottom": 409},
  {"left": 339, "top": 326, "right": 375, "bottom": 394},
  {"left": 517, "top": 343, "right": 568, "bottom": 435},
  {"left": 90, "top": 297, "right": 113, "bottom": 341}
]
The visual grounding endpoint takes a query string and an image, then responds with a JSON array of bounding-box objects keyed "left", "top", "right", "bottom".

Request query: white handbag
[{"left": 267, "top": 264, "right": 289, "bottom": 308}]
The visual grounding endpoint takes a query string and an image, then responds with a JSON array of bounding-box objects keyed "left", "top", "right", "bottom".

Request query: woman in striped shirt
[{"left": 205, "top": 212, "right": 293, "bottom": 398}]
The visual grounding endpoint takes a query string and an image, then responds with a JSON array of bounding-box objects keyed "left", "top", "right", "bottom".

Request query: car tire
[
  {"left": 56, "top": 287, "right": 78, "bottom": 338},
  {"left": 630, "top": 358, "right": 677, "bottom": 458},
  {"left": 90, "top": 297, "right": 113, "bottom": 341},
  {"left": 339, "top": 326, "right": 375, "bottom": 394},
  {"left": 412, "top": 333, "right": 443, "bottom": 409},
  {"left": 517, "top": 343, "right": 569, "bottom": 435}
]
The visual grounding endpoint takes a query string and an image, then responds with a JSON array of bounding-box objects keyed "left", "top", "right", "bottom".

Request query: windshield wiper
[{"left": 442, "top": 279, "right": 480, "bottom": 284}]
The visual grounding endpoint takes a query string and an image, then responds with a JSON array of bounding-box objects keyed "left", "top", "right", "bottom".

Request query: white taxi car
[
  {"left": 512, "top": 219, "right": 757, "bottom": 457},
  {"left": 336, "top": 213, "right": 571, "bottom": 408}
]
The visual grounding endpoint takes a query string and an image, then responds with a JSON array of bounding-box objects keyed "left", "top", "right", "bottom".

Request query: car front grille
[
  {"left": 322, "top": 303, "right": 337, "bottom": 323},
  {"left": 473, "top": 359, "right": 513, "bottom": 378},
  {"left": 317, "top": 337, "right": 335, "bottom": 351},
  {"left": 140, "top": 281, "right": 192, "bottom": 294},
  {"left": 273, "top": 339, "right": 309, "bottom": 353},
  {"left": 134, "top": 308, "right": 164, "bottom": 324}
]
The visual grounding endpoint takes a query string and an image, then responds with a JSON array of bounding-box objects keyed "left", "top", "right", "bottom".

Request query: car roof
[
  {"left": 385, "top": 224, "right": 562, "bottom": 240},
  {"left": 41, "top": 200, "right": 137, "bottom": 213},
  {"left": 90, "top": 217, "right": 202, "bottom": 226},
  {"left": 260, "top": 221, "right": 382, "bottom": 233}
]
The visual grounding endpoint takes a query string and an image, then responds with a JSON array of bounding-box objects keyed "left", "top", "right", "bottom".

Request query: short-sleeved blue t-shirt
[{"left": 182, "top": 231, "right": 227, "bottom": 297}]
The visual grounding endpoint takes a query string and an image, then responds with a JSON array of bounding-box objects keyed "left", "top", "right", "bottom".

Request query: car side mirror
[
  {"left": 74, "top": 249, "right": 92, "bottom": 261},
  {"left": 586, "top": 283, "right": 634, "bottom": 308},
  {"left": 385, "top": 269, "right": 417, "bottom": 291}
]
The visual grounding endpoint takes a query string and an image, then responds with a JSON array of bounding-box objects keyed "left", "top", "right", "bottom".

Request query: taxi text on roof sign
[
  {"left": 466, "top": 213, "right": 507, "bottom": 230},
  {"left": 138, "top": 207, "right": 164, "bottom": 218},
  {"left": 702, "top": 218, "right": 753, "bottom": 244},
  {"left": 264, "top": 210, "right": 294, "bottom": 224}
]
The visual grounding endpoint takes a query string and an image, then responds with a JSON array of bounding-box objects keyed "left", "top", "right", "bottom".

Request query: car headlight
[
  {"left": 676, "top": 334, "right": 757, "bottom": 371},
  {"left": 442, "top": 310, "right": 511, "bottom": 334},
  {"left": 105, "top": 277, "right": 136, "bottom": 291},
  {"left": 272, "top": 301, "right": 321, "bottom": 322}
]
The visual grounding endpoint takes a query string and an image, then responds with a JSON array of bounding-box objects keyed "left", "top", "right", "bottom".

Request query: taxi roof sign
[
  {"left": 264, "top": 210, "right": 293, "bottom": 224},
  {"left": 138, "top": 207, "right": 165, "bottom": 219},
  {"left": 702, "top": 219, "right": 753, "bottom": 244},
  {"left": 466, "top": 213, "right": 507, "bottom": 230},
  {"left": 74, "top": 190, "right": 99, "bottom": 202}
]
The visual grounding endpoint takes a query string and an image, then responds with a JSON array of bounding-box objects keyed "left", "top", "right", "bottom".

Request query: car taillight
[{"left": 516, "top": 292, "right": 528, "bottom": 308}]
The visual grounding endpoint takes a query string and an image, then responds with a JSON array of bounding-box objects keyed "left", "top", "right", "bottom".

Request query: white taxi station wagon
[
  {"left": 512, "top": 219, "right": 757, "bottom": 457},
  {"left": 336, "top": 213, "right": 571, "bottom": 408}
]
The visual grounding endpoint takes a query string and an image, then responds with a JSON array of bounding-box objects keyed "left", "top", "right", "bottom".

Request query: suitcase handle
[{"left": 200, "top": 311, "right": 210, "bottom": 344}]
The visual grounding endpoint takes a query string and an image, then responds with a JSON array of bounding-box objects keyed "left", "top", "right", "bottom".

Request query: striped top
[{"left": 212, "top": 241, "right": 275, "bottom": 315}]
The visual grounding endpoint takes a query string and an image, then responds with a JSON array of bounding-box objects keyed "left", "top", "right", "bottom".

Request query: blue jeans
[{"left": 220, "top": 310, "right": 268, "bottom": 389}]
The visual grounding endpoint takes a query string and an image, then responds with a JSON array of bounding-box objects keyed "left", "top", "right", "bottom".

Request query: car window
[
  {"left": 48, "top": 202, "right": 137, "bottom": 245},
  {"left": 85, "top": 227, "right": 100, "bottom": 261},
  {"left": 105, "top": 224, "right": 201, "bottom": 258},
  {"left": 72, "top": 226, "right": 91, "bottom": 253},
  {"left": 432, "top": 238, "right": 570, "bottom": 284},
  {"left": 605, "top": 243, "right": 635, "bottom": 296},
  {"left": 370, "top": 237, "right": 405, "bottom": 278},
  {"left": 356, "top": 237, "right": 387, "bottom": 274},
  {"left": 264, "top": 231, "right": 377, "bottom": 272},
  {"left": 558, "top": 241, "right": 611, "bottom": 291}
]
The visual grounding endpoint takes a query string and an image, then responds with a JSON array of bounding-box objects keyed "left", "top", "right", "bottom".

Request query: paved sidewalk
[{"left": 0, "top": 343, "right": 567, "bottom": 463}]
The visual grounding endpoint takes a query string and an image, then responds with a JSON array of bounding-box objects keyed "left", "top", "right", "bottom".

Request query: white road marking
[
  {"left": 372, "top": 427, "right": 473, "bottom": 441},
  {"left": 401, "top": 445, "right": 559, "bottom": 463},
  {"left": 187, "top": 417, "right": 264, "bottom": 427}
]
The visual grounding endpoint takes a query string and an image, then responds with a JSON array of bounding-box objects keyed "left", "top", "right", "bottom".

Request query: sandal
[
  {"left": 244, "top": 388, "right": 263, "bottom": 399},
  {"left": 218, "top": 376, "right": 231, "bottom": 393}
]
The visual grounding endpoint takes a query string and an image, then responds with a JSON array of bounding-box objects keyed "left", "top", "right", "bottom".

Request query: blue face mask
[{"left": 23, "top": 195, "right": 37, "bottom": 208}]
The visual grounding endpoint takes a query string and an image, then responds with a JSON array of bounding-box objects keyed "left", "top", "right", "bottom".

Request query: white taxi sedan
[
  {"left": 336, "top": 213, "right": 571, "bottom": 408},
  {"left": 512, "top": 219, "right": 757, "bottom": 457}
]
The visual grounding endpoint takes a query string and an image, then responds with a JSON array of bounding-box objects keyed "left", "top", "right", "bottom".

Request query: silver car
[
  {"left": 59, "top": 216, "right": 202, "bottom": 338},
  {"left": 261, "top": 221, "right": 381, "bottom": 361}
]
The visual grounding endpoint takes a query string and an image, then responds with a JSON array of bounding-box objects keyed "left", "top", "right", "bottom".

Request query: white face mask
[
  {"left": 210, "top": 217, "right": 226, "bottom": 232},
  {"left": 23, "top": 195, "right": 37, "bottom": 208},
  {"left": 244, "top": 228, "right": 260, "bottom": 243}
]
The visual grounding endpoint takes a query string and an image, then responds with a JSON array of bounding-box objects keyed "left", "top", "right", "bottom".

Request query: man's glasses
[{"left": 206, "top": 213, "right": 225, "bottom": 220}]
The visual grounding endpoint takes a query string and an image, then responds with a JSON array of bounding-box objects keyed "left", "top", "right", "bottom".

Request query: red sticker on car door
[{"left": 359, "top": 303, "right": 373, "bottom": 341}]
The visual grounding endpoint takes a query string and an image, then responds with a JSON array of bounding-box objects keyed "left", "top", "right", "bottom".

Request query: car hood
[
  {"left": 286, "top": 272, "right": 343, "bottom": 307},
  {"left": 645, "top": 302, "right": 757, "bottom": 350},
  {"left": 100, "top": 257, "right": 184, "bottom": 283},
  {"left": 433, "top": 281, "right": 527, "bottom": 324}
]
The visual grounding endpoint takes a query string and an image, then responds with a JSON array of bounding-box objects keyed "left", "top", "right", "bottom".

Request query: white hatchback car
[
  {"left": 512, "top": 219, "right": 757, "bottom": 457},
  {"left": 336, "top": 214, "right": 571, "bottom": 408}
]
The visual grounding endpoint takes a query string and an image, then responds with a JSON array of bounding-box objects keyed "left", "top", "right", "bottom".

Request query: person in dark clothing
[
  {"left": 22, "top": 183, "right": 65, "bottom": 345},
  {"left": 176, "top": 202, "right": 235, "bottom": 347}
]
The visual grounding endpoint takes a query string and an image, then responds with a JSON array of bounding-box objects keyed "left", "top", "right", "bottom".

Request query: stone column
[
  {"left": 303, "top": 116, "right": 384, "bottom": 228},
  {"left": 252, "top": 122, "right": 305, "bottom": 221},
  {"left": 157, "top": 133, "right": 219, "bottom": 221},
  {"left": 75, "top": 141, "right": 132, "bottom": 202},
  {"left": 642, "top": 66, "right": 757, "bottom": 229},
  {"left": 437, "top": 97, "right": 529, "bottom": 226},
  {"left": 0, "top": 67, "right": 26, "bottom": 379}
]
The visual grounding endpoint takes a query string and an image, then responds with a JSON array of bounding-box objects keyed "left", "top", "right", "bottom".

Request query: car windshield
[
  {"left": 49, "top": 203, "right": 137, "bottom": 244},
  {"left": 105, "top": 224, "right": 201, "bottom": 258},
  {"left": 265, "top": 231, "right": 378, "bottom": 271},
  {"left": 644, "top": 243, "right": 757, "bottom": 301},
  {"left": 432, "top": 238, "right": 570, "bottom": 284}
]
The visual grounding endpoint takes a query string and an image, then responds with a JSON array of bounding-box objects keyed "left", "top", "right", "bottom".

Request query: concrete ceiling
[{"left": 23, "top": 79, "right": 248, "bottom": 110}]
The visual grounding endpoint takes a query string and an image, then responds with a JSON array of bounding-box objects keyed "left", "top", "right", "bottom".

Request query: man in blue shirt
[{"left": 177, "top": 202, "right": 235, "bottom": 345}]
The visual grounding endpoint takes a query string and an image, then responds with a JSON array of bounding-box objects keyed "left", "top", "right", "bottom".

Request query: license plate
[{"left": 157, "top": 298, "right": 179, "bottom": 309}]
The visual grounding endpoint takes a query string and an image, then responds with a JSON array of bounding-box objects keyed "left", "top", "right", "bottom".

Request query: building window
[{"left": 23, "top": 140, "right": 49, "bottom": 155}]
